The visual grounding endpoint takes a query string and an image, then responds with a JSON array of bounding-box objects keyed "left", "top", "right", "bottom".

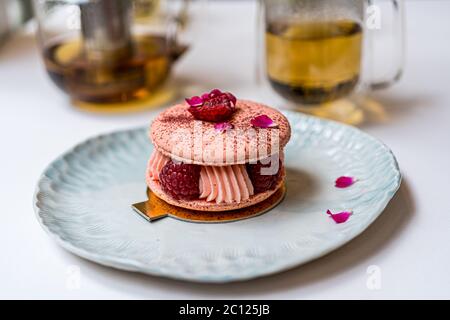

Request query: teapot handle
[
  {"left": 166, "top": 0, "right": 190, "bottom": 59},
  {"left": 364, "top": 0, "right": 405, "bottom": 90}
]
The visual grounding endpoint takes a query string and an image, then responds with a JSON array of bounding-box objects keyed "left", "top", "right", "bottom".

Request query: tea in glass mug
[{"left": 258, "top": 0, "right": 404, "bottom": 124}]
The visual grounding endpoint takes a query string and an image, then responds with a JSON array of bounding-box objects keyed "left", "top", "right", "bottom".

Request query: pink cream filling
[
  {"left": 147, "top": 150, "right": 254, "bottom": 204},
  {"left": 147, "top": 150, "right": 170, "bottom": 181}
]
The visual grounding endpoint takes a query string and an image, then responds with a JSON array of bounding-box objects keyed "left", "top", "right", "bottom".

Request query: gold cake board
[{"left": 132, "top": 185, "right": 286, "bottom": 223}]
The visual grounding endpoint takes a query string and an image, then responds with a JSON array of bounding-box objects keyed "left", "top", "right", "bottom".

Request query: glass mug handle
[{"left": 364, "top": 0, "right": 405, "bottom": 90}]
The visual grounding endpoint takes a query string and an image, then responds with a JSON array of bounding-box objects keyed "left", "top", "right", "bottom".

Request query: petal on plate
[
  {"left": 335, "top": 176, "right": 356, "bottom": 188},
  {"left": 326, "top": 210, "right": 352, "bottom": 224}
]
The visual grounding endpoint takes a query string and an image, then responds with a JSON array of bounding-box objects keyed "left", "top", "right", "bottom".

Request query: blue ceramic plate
[{"left": 34, "top": 112, "right": 401, "bottom": 283}]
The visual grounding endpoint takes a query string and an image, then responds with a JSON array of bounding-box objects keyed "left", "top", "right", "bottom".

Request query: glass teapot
[
  {"left": 33, "top": 0, "right": 189, "bottom": 109},
  {"left": 257, "top": 0, "right": 405, "bottom": 124}
]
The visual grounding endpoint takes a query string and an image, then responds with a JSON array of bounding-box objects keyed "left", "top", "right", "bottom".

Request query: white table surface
[{"left": 1, "top": 0, "right": 449, "bottom": 300}]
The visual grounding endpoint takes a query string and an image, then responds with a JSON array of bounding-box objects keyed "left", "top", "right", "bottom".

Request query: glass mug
[
  {"left": 33, "top": 0, "right": 189, "bottom": 111},
  {"left": 257, "top": 0, "right": 404, "bottom": 124}
]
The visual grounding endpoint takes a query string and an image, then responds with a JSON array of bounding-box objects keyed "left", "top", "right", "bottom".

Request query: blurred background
[
  {"left": 0, "top": 0, "right": 408, "bottom": 123},
  {"left": 0, "top": 1, "right": 33, "bottom": 45}
]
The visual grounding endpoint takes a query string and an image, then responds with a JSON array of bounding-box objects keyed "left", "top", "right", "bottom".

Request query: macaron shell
[
  {"left": 146, "top": 169, "right": 286, "bottom": 212},
  {"left": 150, "top": 100, "right": 291, "bottom": 166}
]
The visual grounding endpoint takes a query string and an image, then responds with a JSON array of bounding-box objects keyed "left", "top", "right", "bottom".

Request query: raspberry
[
  {"left": 187, "top": 90, "right": 236, "bottom": 122},
  {"left": 159, "top": 160, "right": 201, "bottom": 200},
  {"left": 246, "top": 159, "right": 282, "bottom": 194}
]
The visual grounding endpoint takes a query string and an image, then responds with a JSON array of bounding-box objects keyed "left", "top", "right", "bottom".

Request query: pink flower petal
[
  {"left": 214, "top": 121, "right": 234, "bottom": 133},
  {"left": 251, "top": 115, "right": 278, "bottom": 128},
  {"left": 225, "top": 92, "right": 237, "bottom": 106},
  {"left": 209, "top": 89, "right": 223, "bottom": 97},
  {"left": 335, "top": 176, "right": 356, "bottom": 188},
  {"left": 185, "top": 96, "right": 203, "bottom": 106},
  {"left": 326, "top": 210, "right": 352, "bottom": 224}
]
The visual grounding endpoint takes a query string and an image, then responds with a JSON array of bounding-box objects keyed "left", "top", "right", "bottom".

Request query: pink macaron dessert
[{"left": 146, "top": 89, "right": 291, "bottom": 212}]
